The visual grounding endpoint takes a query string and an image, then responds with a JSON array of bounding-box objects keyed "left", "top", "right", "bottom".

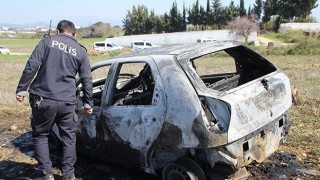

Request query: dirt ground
[{"left": 0, "top": 113, "right": 319, "bottom": 180}]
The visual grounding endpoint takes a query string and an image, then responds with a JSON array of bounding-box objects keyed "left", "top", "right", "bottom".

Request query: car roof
[
  {"left": 121, "top": 41, "right": 240, "bottom": 59},
  {"left": 132, "top": 40, "right": 149, "bottom": 42},
  {"left": 92, "top": 41, "right": 242, "bottom": 68}
]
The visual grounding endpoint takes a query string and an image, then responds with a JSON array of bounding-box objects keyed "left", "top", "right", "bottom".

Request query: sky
[{"left": 1, "top": 0, "right": 320, "bottom": 27}]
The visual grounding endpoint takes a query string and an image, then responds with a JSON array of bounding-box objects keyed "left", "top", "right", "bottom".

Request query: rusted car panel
[{"left": 52, "top": 42, "right": 292, "bottom": 179}]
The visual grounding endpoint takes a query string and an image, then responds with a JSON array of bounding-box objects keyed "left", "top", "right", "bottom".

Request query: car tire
[{"left": 162, "top": 157, "right": 206, "bottom": 180}]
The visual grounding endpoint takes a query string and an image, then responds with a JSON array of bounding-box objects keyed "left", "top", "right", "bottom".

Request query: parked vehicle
[
  {"left": 131, "top": 40, "right": 156, "bottom": 51},
  {"left": 197, "top": 38, "right": 216, "bottom": 43},
  {"left": 93, "top": 42, "right": 123, "bottom": 51},
  {"left": 0, "top": 45, "right": 10, "bottom": 54},
  {"left": 52, "top": 42, "right": 292, "bottom": 179}
]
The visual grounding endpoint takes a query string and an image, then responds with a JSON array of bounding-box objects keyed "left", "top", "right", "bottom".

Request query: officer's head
[{"left": 57, "top": 20, "right": 76, "bottom": 37}]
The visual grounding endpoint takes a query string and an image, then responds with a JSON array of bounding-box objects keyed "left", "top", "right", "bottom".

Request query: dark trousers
[{"left": 30, "top": 96, "right": 77, "bottom": 177}]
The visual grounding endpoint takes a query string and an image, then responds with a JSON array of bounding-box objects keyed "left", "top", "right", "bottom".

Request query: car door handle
[
  {"left": 144, "top": 115, "right": 156, "bottom": 123},
  {"left": 261, "top": 79, "right": 269, "bottom": 90}
]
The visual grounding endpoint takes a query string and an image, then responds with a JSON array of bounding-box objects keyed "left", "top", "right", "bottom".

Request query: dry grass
[
  {"left": 265, "top": 55, "right": 320, "bottom": 165},
  {"left": 7, "top": 45, "right": 35, "bottom": 54},
  {"left": 0, "top": 55, "right": 31, "bottom": 114}
]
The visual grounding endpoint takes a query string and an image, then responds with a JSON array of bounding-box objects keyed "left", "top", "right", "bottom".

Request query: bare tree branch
[{"left": 227, "top": 17, "right": 259, "bottom": 42}]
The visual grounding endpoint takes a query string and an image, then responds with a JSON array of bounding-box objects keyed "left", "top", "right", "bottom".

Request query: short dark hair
[{"left": 57, "top": 20, "right": 76, "bottom": 35}]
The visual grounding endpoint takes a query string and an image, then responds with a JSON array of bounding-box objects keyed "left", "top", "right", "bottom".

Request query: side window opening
[
  {"left": 191, "top": 46, "right": 276, "bottom": 92},
  {"left": 77, "top": 65, "right": 110, "bottom": 107},
  {"left": 112, "top": 62, "right": 155, "bottom": 106},
  {"left": 90, "top": 65, "right": 110, "bottom": 106},
  {"left": 95, "top": 43, "right": 105, "bottom": 47}
]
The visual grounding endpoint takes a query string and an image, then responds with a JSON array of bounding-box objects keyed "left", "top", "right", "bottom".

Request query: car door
[
  {"left": 75, "top": 62, "right": 113, "bottom": 158},
  {"left": 106, "top": 43, "right": 113, "bottom": 51},
  {"left": 100, "top": 57, "right": 166, "bottom": 168}
]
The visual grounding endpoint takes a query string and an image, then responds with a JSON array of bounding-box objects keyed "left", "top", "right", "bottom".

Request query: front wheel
[{"left": 162, "top": 158, "right": 206, "bottom": 180}]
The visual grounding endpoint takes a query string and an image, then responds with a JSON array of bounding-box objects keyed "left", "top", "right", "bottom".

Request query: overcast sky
[{"left": 1, "top": 0, "right": 320, "bottom": 27}]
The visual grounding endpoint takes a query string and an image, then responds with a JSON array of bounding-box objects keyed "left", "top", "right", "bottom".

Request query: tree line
[{"left": 122, "top": 0, "right": 318, "bottom": 35}]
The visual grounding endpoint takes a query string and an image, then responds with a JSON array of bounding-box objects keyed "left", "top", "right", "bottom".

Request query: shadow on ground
[{"left": 1, "top": 131, "right": 319, "bottom": 179}]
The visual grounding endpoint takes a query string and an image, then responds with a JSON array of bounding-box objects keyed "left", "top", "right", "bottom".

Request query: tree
[
  {"left": 188, "top": 0, "right": 200, "bottom": 30},
  {"left": 262, "top": 0, "right": 279, "bottom": 22},
  {"left": 77, "top": 22, "right": 117, "bottom": 38},
  {"left": 262, "top": 0, "right": 317, "bottom": 23},
  {"left": 199, "top": 5, "right": 207, "bottom": 30},
  {"left": 155, "top": 15, "right": 165, "bottom": 33},
  {"left": 90, "top": 22, "right": 111, "bottom": 37},
  {"left": 240, "top": 0, "right": 246, "bottom": 17},
  {"left": 146, "top": 9, "right": 157, "bottom": 34},
  {"left": 122, "top": 10, "right": 133, "bottom": 35},
  {"left": 212, "top": 0, "right": 224, "bottom": 29},
  {"left": 168, "top": 1, "right": 178, "bottom": 32},
  {"left": 227, "top": 17, "right": 259, "bottom": 41},
  {"left": 205, "top": 0, "right": 212, "bottom": 28},
  {"left": 278, "top": 0, "right": 298, "bottom": 21},
  {"left": 122, "top": 5, "right": 149, "bottom": 35},
  {"left": 163, "top": 13, "right": 170, "bottom": 32},
  {"left": 183, "top": 3, "right": 187, "bottom": 31},
  {"left": 295, "top": 0, "right": 318, "bottom": 20},
  {"left": 278, "top": 0, "right": 318, "bottom": 21},
  {"left": 168, "top": 1, "right": 184, "bottom": 32},
  {"left": 226, "top": 1, "right": 240, "bottom": 21},
  {"left": 253, "top": 0, "right": 263, "bottom": 20}
]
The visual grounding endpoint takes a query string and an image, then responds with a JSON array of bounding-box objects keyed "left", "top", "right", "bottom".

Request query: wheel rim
[
  {"left": 163, "top": 163, "right": 196, "bottom": 180},
  {"left": 162, "top": 158, "right": 206, "bottom": 180}
]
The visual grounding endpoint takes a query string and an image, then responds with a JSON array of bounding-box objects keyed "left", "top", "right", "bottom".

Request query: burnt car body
[{"left": 53, "top": 41, "right": 292, "bottom": 179}]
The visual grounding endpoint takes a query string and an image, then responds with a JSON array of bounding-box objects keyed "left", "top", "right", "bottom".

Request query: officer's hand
[
  {"left": 16, "top": 95, "right": 25, "bottom": 102},
  {"left": 85, "top": 108, "right": 93, "bottom": 116}
]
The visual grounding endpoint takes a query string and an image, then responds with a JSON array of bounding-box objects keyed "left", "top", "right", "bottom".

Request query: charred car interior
[
  {"left": 190, "top": 46, "right": 276, "bottom": 92},
  {"left": 112, "top": 62, "right": 155, "bottom": 106},
  {"left": 52, "top": 42, "right": 292, "bottom": 180}
]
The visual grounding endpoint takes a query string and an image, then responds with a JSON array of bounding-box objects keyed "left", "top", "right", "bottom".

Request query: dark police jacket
[{"left": 16, "top": 33, "right": 93, "bottom": 107}]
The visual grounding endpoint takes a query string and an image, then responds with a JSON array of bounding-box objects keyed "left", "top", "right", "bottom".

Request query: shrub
[
  {"left": 250, "top": 39, "right": 320, "bottom": 56},
  {"left": 285, "top": 40, "right": 320, "bottom": 55}
]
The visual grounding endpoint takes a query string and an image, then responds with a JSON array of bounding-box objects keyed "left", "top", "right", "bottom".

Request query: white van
[
  {"left": 93, "top": 42, "right": 123, "bottom": 51},
  {"left": 131, "top": 40, "right": 156, "bottom": 51},
  {"left": 197, "top": 38, "right": 216, "bottom": 43}
]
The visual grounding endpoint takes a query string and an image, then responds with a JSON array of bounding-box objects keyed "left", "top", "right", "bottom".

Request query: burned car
[{"left": 52, "top": 42, "right": 292, "bottom": 179}]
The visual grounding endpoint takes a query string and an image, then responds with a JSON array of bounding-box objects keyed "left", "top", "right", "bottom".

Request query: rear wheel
[{"left": 162, "top": 158, "right": 206, "bottom": 180}]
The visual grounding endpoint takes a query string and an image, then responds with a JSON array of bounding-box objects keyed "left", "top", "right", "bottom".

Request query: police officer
[{"left": 16, "top": 20, "right": 93, "bottom": 180}]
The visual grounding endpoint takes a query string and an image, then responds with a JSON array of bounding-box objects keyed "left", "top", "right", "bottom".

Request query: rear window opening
[{"left": 190, "top": 46, "right": 277, "bottom": 92}]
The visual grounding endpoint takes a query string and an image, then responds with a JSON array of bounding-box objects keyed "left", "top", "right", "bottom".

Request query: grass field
[
  {"left": 0, "top": 37, "right": 106, "bottom": 54},
  {"left": 0, "top": 38, "right": 41, "bottom": 46},
  {"left": 267, "top": 55, "right": 320, "bottom": 163},
  {"left": 0, "top": 37, "right": 105, "bottom": 46},
  {"left": 0, "top": 39, "right": 319, "bottom": 169}
]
